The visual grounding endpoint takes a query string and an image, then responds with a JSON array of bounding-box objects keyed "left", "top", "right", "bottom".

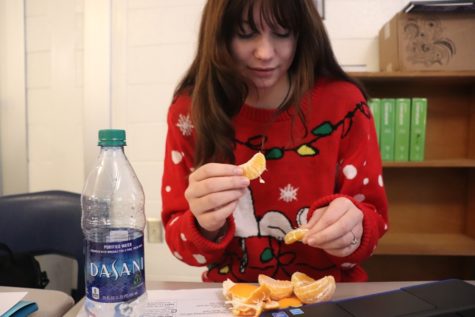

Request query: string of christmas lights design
[{"left": 236, "top": 101, "right": 370, "bottom": 159}]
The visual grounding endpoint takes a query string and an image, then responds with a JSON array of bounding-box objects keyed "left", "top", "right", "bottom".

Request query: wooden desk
[
  {"left": 64, "top": 280, "right": 445, "bottom": 317},
  {"left": 0, "top": 286, "right": 74, "bottom": 317}
]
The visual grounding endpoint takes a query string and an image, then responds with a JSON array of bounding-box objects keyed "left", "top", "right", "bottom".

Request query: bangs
[{"left": 223, "top": 0, "right": 302, "bottom": 35}]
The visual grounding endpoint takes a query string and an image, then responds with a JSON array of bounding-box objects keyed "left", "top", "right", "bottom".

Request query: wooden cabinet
[{"left": 350, "top": 71, "right": 475, "bottom": 281}]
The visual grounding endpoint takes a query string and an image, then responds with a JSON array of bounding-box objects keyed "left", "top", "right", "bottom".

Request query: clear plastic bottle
[{"left": 81, "top": 129, "right": 147, "bottom": 317}]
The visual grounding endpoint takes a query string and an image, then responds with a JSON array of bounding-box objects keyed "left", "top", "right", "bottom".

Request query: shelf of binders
[
  {"left": 350, "top": 71, "right": 475, "bottom": 166},
  {"left": 368, "top": 97, "right": 427, "bottom": 162},
  {"left": 350, "top": 71, "right": 475, "bottom": 263}
]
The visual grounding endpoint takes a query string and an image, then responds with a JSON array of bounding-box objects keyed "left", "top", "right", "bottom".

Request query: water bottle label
[{"left": 85, "top": 235, "right": 146, "bottom": 303}]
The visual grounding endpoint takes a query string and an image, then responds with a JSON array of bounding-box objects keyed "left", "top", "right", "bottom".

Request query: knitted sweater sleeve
[
  {"left": 160, "top": 96, "right": 235, "bottom": 267},
  {"left": 309, "top": 84, "right": 389, "bottom": 266}
]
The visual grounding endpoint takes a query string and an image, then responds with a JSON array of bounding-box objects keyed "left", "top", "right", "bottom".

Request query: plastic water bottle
[{"left": 81, "top": 129, "right": 147, "bottom": 317}]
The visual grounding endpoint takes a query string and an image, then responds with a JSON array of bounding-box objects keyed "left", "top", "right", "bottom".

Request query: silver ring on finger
[{"left": 350, "top": 230, "right": 359, "bottom": 246}]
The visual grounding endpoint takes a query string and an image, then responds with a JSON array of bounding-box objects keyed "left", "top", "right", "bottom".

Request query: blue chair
[{"left": 0, "top": 190, "right": 85, "bottom": 302}]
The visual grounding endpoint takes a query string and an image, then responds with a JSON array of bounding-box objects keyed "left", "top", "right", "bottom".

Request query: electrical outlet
[{"left": 147, "top": 218, "right": 163, "bottom": 243}]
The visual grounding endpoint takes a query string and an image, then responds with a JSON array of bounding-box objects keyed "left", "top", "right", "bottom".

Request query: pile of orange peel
[{"left": 222, "top": 272, "right": 336, "bottom": 317}]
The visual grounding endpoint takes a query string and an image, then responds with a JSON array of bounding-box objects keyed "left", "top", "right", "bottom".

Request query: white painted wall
[
  {"left": 0, "top": 0, "right": 413, "bottom": 286},
  {"left": 0, "top": 0, "right": 28, "bottom": 194},
  {"left": 25, "top": 0, "right": 85, "bottom": 193}
]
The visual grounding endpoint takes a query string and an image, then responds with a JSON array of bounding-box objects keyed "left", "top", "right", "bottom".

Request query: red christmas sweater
[{"left": 161, "top": 78, "right": 388, "bottom": 283}]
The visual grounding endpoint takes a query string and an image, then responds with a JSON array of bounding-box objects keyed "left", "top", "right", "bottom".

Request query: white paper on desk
[
  {"left": 76, "top": 288, "right": 231, "bottom": 317},
  {"left": 0, "top": 292, "right": 27, "bottom": 316},
  {"left": 144, "top": 288, "right": 229, "bottom": 317}
]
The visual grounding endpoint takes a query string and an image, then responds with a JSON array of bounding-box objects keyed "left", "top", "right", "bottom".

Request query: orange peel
[
  {"left": 223, "top": 280, "right": 259, "bottom": 300},
  {"left": 223, "top": 280, "right": 277, "bottom": 317},
  {"left": 223, "top": 272, "right": 335, "bottom": 316},
  {"left": 278, "top": 296, "right": 302, "bottom": 309},
  {"left": 284, "top": 228, "right": 309, "bottom": 244},
  {"left": 239, "top": 152, "right": 266, "bottom": 181}
]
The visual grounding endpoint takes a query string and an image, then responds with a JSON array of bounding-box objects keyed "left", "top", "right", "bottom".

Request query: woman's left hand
[{"left": 301, "top": 197, "right": 364, "bottom": 257}]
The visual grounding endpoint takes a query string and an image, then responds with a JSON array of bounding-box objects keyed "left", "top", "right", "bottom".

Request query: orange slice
[
  {"left": 240, "top": 152, "right": 266, "bottom": 181},
  {"left": 291, "top": 272, "right": 315, "bottom": 288},
  {"left": 278, "top": 296, "right": 302, "bottom": 309},
  {"left": 284, "top": 228, "right": 309, "bottom": 244},
  {"left": 292, "top": 275, "right": 336, "bottom": 304},
  {"left": 258, "top": 274, "right": 293, "bottom": 300}
]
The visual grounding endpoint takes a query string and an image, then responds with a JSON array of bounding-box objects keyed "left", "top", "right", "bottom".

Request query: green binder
[
  {"left": 380, "top": 98, "right": 396, "bottom": 161},
  {"left": 410, "top": 98, "right": 428, "bottom": 161},
  {"left": 368, "top": 98, "right": 381, "bottom": 145},
  {"left": 395, "top": 98, "right": 411, "bottom": 161}
]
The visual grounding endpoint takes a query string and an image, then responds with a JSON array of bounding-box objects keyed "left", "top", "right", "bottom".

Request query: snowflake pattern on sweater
[{"left": 161, "top": 79, "right": 388, "bottom": 283}]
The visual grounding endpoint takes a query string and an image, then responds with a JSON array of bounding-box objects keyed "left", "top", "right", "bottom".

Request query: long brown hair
[{"left": 174, "top": 0, "right": 366, "bottom": 167}]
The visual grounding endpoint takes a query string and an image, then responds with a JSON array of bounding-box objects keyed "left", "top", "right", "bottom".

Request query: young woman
[{"left": 161, "top": 0, "right": 388, "bottom": 283}]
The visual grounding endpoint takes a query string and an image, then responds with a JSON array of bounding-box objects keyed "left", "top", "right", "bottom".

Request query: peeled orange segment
[
  {"left": 278, "top": 296, "right": 303, "bottom": 309},
  {"left": 293, "top": 275, "right": 336, "bottom": 304},
  {"left": 258, "top": 274, "right": 293, "bottom": 300},
  {"left": 284, "top": 228, "right": 309, "bottom": 245},
  {"left": 291, "top": 271, "right": 316, "bottom": 288},
  {"left": 239, "top": 152, "right": 266, "bottom": 181},
  {"left": 222, "top": 272, "right": 336, "bottom": 316}
]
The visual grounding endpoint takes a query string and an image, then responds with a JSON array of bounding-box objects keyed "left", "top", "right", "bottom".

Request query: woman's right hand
[{"left": 184, "top": 163, "right": 250, "bottom": 240}]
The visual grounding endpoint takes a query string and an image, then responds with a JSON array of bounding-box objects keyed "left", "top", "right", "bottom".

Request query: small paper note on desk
[
  {"left": 0, "top": 292, "right": 38, "bottom": 317},
  {"left": 145, "top": 288, "right": 229, "bottom": 317}
]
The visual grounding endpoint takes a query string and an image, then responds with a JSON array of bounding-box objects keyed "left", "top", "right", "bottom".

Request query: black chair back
[{"left": 0, "top": 190, "right": 84, "bottom": 302}]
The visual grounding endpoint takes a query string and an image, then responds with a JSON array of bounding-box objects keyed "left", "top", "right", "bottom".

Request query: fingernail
[
  {"left": 234, "top": 167, "right": 243, "bottom": 175},
  {"left": 240, "top": 177, "right": 250, "bottom": 186}
]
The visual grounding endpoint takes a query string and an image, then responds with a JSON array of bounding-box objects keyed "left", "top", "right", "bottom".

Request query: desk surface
[
  {"left": 0, "top": 286, "right": 74, "bottom": 317},
  {"left": 64, "top": 280, "right": 453, "bottom": 317}
]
